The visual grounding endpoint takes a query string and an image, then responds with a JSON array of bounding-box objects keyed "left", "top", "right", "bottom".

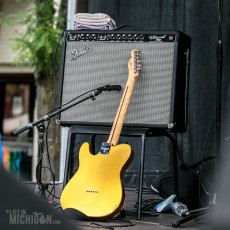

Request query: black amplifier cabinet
[{"left": 58, "top": 30, "right": 190, "bottom": 132}]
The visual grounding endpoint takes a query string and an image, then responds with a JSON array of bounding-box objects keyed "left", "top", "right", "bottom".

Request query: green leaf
[{"left": 8, "top": 0, "right": 65, "bottom": 76}]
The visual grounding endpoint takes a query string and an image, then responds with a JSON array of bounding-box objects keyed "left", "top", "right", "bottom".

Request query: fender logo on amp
[{"left": 71, "top": 47, "right": 93, "bottom": 61}]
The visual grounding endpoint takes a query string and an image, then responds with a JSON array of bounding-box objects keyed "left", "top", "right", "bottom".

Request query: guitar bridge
[{"left": 99, "top": 142, "right": 111, "bottom": 154}]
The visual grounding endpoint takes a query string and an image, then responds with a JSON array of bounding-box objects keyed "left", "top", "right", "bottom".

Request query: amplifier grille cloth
[{"left": 60, "top": 41, "right": 175, "bottom": 126}]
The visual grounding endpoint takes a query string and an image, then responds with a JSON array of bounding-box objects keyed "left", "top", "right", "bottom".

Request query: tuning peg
[{"left": 136, "top": 56, "right": 141, "bottom": 62}]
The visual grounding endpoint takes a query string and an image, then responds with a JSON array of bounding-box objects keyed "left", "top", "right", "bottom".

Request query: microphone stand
[
  {"left": 13, "top": 88, "right": 103, "bottom": 199},
  {"left": 172, "top": 0, "right": 223, "bottom": 227}
]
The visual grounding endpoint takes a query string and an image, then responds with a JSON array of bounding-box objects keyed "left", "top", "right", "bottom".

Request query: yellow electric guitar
[{"left": 60, "top": 49, "right": 141, "bottom": 220}]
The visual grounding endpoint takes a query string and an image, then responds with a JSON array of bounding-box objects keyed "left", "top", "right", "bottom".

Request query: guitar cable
[
  {"left": 174, "top": 106, "right": 216, "bottom": 208},
  {"left": 38, "top": 30, "right": 101, "bottom": 203},
  {"left": 33, "top": 30, "right": 65, "bottom": 204}
]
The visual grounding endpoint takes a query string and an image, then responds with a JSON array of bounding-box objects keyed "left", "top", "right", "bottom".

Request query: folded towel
[{"left": 74, "top": 13, "right": 116, "bottom": 30}]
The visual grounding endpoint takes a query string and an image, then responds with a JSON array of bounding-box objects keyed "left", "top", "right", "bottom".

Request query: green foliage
[{"left": 10, "top": 0, "right": 65, "bottom": 76}]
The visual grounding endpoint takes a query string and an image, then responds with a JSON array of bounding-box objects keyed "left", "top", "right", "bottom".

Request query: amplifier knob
[
  {"left": 139, "top": 34, "right": 144, "bottom": 40},
  {"left": 116, "top": 34, "right": 121, "bottom": 39},
  {"left": 128, "top": 34, "right": 133, "bottom": 39},
  {"left": 86, "top": 34, "right": 91, "bottom": 39},
  {"left": 76, "top": 34, "right": 81, "bottom": 40}
]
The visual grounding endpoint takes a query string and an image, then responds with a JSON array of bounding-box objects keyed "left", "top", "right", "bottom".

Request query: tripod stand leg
[{"left": 172, "top": 209, "right": 208, "bottom": 228}]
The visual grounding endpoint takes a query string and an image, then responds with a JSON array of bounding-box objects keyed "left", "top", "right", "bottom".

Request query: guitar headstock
[{"left": 128, "top": 49, "right": 141, "bottom": 79}]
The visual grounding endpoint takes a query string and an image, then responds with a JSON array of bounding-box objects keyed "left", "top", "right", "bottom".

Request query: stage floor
[{"left": 54, "top": 186, "right": 208, "bottom": 230}]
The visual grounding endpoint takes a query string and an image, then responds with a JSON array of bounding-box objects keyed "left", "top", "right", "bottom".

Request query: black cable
[
  {"left": 45, "top": 30, "right": 66, "bottom": 200},
  {"left": 173, "top": 0, "right": 223, "bottom": 211},
  {"left": 115, "top": 24, "right": 137, "bottom": 30},
  {"left": 43, "top": 87, "right": 102, "bottom": 199},
  {"left": 124, "top": 188, "right": 161, "bottom": 215},
  {"left": 125, "top": 186, "right": 156, "bottom": 194},
  {"left": 218, "top": 0, "right": 223, "bottom": 40},
  {"left": 71, "top": 223, "right": 114, "bottom": 230},
  {"left": 175, "top": 133, "right": 215, "bottom": 194},
  {"left": 197, "top": 107, "right": 216, "bottom": 206},
  {"left": 41, "top": 166, "right": 55, "bottom": 187},
  {"left": 47, "top": 199, "right": 60, "bottom": 206},
  {"left": 33, "top": 86, "right": 104, "bottom": 202},
  {"left": 174, "top": 107, "right": 216, "bottom": 206},
  {"left": 45, "top": 187, "right": 61, "bottom": 200},
  {"left": 42, "top": 163, "right": 62, "bottom": 201},
  {"left": 91, "top": 219, "right": 135, "bottom": 228},
  {"left": 215, "top": 0, "right": 224, "bottom": 196},
  {"left": 35, "top": 141, "right": 44, "bottom": 181},
  {"left": 68, "top": 218, "right": 117, "bottom": 229},
  {"left": 33, "top": 30, "right": 65, "bottom": 202},
  {"left": 125, "top": 208, "right": 159, "bottom": 217},
  {"left": 21, "top": 181, "right": 62, "bottom": 185},
  {"left": 176, "top": 105, "right": 216, "bottom": 207},
  {"left": 35, "top": 30, "right": 100, "bottom": 202},
  {"left": 44, "top": 120, "right": 55, "bottom": 200},
  {"left": 40, "top": 84, "right": 109, "bottom": 200},
  {"left": 54, "top": 204, "right": 61, "bottom": 210},
  {"left": 51, "top": 30, "right": 65, "bottom": 110}
]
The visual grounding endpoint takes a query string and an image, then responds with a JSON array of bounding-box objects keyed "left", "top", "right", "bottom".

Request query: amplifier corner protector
[{"left": 168, "top": 123, "right": 175, "bottom": 129}]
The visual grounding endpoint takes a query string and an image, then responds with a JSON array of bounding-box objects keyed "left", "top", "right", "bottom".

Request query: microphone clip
[
  {"left": 98, "top": 85, "right": 122, "bottom": 91},
  {"left": 91, "top": 89, "right": 102, "bottom": 100}
]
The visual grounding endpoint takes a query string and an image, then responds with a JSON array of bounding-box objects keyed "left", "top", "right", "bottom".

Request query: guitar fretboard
[
  {"left": 99, "top": 49, "right": 141, "bottom": 154},
  {"left": 107, "top": 77, "right": 136, "bottom": 146}
]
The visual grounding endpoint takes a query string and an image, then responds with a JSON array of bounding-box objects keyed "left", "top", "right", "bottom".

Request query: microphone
[{"left": 99, "top": 85, "right": 122, "bottom": 91}]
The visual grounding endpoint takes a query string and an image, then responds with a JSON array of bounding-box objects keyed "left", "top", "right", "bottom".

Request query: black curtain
[{"left": 80, "top": 0, "right": 230, "bottom": 187}]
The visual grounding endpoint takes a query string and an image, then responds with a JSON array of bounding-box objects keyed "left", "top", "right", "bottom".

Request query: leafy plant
[{"left": 10, "top": 0, "right": 64, "bottom": 77}]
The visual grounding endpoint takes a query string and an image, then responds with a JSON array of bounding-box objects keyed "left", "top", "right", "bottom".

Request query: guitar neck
[{"left": 107, "top": 77, "right": 136, "bottom": 146}]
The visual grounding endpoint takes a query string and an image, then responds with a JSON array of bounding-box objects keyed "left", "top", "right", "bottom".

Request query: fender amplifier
[{"left": 58, "top": 30, "right": 190, "bottom": 132}]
